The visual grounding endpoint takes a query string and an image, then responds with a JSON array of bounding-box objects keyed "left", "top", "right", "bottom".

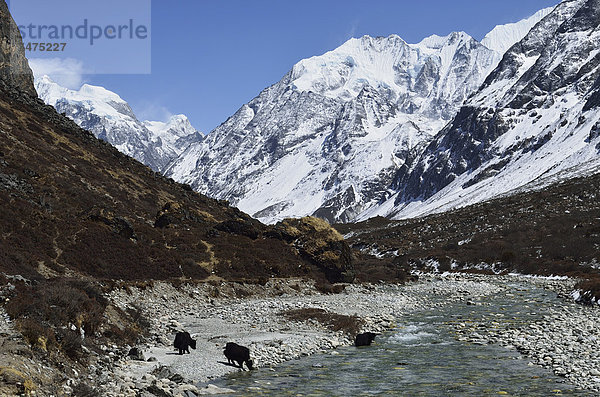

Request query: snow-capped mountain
[
  {"left": 480, "top": 7, "right": 554, "bottom": 54},
  {"left": 166, "top": 7, "right": 551, "bottom": 223},
  {"left": 35, "top": 75, "right": 202, "bottom": 172},
  {"left": 364, "top": 0, "right": 600, "bottom": 220},
  {"left": 143, "top": 115, "right": 202, "bottom": 169}
]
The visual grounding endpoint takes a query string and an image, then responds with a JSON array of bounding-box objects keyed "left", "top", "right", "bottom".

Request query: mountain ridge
[
  {"left": 32, "top": 4, "right": 568, "bottom": 226},
  {"left": 165, "top": 6, "right": 556, "bottom": 224},
  {"left": 481, "top": 6, "right": 555, "bottom": 54}
]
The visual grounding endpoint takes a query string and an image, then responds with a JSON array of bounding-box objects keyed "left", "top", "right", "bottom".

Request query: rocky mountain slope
[
  {"left": 35, "top": 75, "right": 202, "bottom": 172},
  {"left": 0, "top": 0, "right": 35, "bottom": 97},
  {"left": 165, "top": 7, "right": 552, "bottom": 224},
  {"left": 365, "top": 0, "right": 600, "bottom": 220}
]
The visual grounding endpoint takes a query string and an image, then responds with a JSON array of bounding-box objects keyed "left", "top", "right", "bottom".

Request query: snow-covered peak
[
  {"left": 366, "top": 0, "right": 600, "bottom": 222},
  {"left": 168, "top": 114, "right": 198, "bottom": 133},
  {"left": 144, "top": 114, "right": 200, "bottom": 140},
  {"left": 417, "top": 34, "right": 449, "bottom": 49},
  {"left": 34, "top": 75, "right": 72, "bottom": 109},
  {"left": 168, "top": 6, "right": 564, "bottom": 224},
  {"left": 334, "top": 34, "right": 409, "bottom": 54},
  {"left": 77, "top": 83, "right": 126, "bottom": 103},
  {"left": 37, "top": 75, "right": 125, "bottom": 106},
  {"left": 417, "top": 31, "right": 472, "bottom": 50},
  {"left": 290, "top": 34, "right": 410, "bottom": 100},
  {"left": 289, "top": 31, "right": 492, "bottom": 114},
  {"left": 481, "top": 6, "right": 556, "bottom": 54},
  {"left": 289, "top": 6, "right": 555, "bottom": 105},
  {"left": 35, "top": 75, "right": 202, "bottom": 172},
  {"left": 167, "top": 26, "right": 502, "bottom": 223},
  {"left": 35, "top": 75, "right": 134, "bottom": 120}
]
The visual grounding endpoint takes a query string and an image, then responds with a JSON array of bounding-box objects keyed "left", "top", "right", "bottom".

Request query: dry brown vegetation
[
  {"left": 269, "top": 217, "right": 355, "bottom": 283},
  {"left": 336, "top": 173, "right": 600, "bottom": 285},
  {"left": 281, "top": 307, "right": 363, "bottom": 336},
  {"left": 573, "top": 276, "right": 600, "bottom": 304},
  {"left": 3, "top": 277, "right": 146, "bottom": 362},
  {"left": 0, "top": 92, "right": 353, "bottom": 285},
  {"left": 0, "top": 81, "right": 356, "bottom": 374}
]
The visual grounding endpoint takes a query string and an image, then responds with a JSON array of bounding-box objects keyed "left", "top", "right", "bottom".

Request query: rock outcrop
[{"left": 0, "top": 0, "right": 35, "bottom": 97}]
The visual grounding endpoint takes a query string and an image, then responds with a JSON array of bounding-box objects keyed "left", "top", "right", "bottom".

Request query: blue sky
[{"left": 18, "top": 0, "right": 559, "bottom": 133}]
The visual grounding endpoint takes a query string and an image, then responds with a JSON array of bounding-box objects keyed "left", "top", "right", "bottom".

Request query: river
[{"left": 210, "top": 281, "right": 588, "bottom": 396}]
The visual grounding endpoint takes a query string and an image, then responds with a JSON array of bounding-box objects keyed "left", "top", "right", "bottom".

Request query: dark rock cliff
[{"left": 0, "top": 0, "right": 36, "bottom": 97}]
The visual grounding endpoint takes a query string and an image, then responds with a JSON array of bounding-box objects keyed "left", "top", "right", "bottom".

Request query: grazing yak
[
  {"left": 224, "top": 342, "right": 253, "bottom": 370},
  {"left": 174, "top": 331, "right": 196, "bottom": 355},
  {"left": 355, "top": 332, "right": 379, "bottom": 347}
]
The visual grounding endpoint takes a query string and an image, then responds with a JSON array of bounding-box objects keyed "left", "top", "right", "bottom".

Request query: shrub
[
  {"left": 5, "top": 278, "right": 108, "bottom": 359},
  {"left": 0, "top": 366, "right": 36, "bottom": 395},
  {"left": 56, "top": 329, "right": 83, "bottom": 360},
  {"left": 16, "top": 318, "right": 57, "bottom": 352},
  {"left": 574, "top": 276, "right": 600, "bottom": 304},
  {"left": 271, "top": 217, "right": 355, "bottom": 283},
  {"left": 315, "top": 280, "right": 346, "bottom": 294},
  {"left": 281, "top": 308, "right": 362, "bottom": 336},
  {"left": 71, "top": 382, "right": 99, "bottom": 397},
  {"left": 5, "top": 279, "right": 107, "bottom": 335}
]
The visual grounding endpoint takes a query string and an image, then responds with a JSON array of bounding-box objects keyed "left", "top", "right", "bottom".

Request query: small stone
[
  {"left": 199, "top": 384, "right": 235, "bottom": 395},
  {"left": 128, "top": 347, "right": 145, "bottom": 361},
  {"left": 143, "top": 374, "right": 157, "bottom": 382},
  {"left": 555, "top": 367, "right": 567, "bottom": 376}
]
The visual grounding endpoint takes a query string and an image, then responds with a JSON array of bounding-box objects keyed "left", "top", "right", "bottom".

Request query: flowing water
[{"left": 210, "top": 282, "right": 588, "bottom": 396}]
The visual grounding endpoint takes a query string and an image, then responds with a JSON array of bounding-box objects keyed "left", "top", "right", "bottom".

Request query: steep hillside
[
  {"left": 0, "top": 89, "right": 355, "bottom": 284},
  {"left": 336, "top": 170, "right": 600, "bottom": 282}
]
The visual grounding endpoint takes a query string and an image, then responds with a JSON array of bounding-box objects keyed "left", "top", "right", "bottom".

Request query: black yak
[
  {"left": 224, "top": 342, "right": 253, "bottom": 370},
  {"left": 355, "top": 332, "right": 378, "bottom": 347},
  {"left": 174, "top": 331, "right": 196, "bottom": 355}
]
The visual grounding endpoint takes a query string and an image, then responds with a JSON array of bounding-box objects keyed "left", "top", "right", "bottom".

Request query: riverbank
[
  {"left": 452, "top": 274, "right": 600, "bottom": 393},
  {"left": 102, "top": 274, "right": 598, "bottom": 396}
]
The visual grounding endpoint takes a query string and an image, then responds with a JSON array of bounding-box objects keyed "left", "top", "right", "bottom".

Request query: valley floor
[{"left": 97, "top": 273, "right": 600, "bottom": 396}]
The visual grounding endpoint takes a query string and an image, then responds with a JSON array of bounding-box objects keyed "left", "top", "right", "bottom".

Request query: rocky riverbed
[{"left": 98, "top": 274, "right": 599, "bottom": 396}]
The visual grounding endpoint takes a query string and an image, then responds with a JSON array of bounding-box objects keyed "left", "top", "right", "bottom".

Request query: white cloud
[
  {"left": 28, "top": 57, "right": 86, "bottom": 89},
  {"left": 347, "top": 21, "right": 359, "bottom": 39},
  {"left": 133, "top": 101, "right": 174, "bottom": 123}
]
